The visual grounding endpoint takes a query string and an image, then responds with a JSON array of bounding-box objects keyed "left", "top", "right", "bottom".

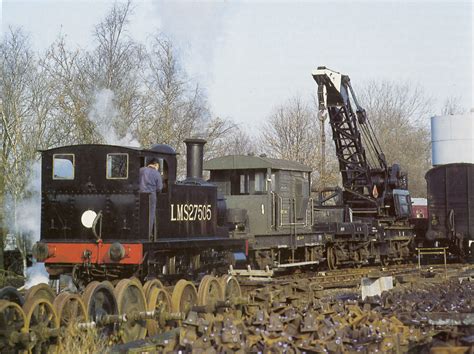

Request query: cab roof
[{"left": 40, "top": 143, "right": 177, "bottom": 156}]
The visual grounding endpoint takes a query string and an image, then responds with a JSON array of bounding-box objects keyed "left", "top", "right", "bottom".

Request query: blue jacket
[{"left": 139, "top": 166, "right": 163, "bottom": 193}]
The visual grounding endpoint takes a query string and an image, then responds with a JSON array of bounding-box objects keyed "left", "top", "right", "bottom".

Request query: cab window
[
  {"left": 106, "top": 153, "right": 128, "bottom": 179},
  {"left": 53, "top": 154, "right": 74, "bottom": 180},
  {"left": 240, "top": 174, "right": 249, "bottom": 194},
  {"left": 255, "top": 171, "right": 265, "bottom": 192},
  {"left": 395, "top": 194, "right": 411, "bottom": 217}
]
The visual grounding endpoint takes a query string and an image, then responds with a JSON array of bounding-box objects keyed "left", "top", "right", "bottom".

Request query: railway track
[
  {"left": 0, "top": 263, "right": 472, "bottom": 353},
  {"left": 238, "top": 263, "right": 467, "bottom": 290}
]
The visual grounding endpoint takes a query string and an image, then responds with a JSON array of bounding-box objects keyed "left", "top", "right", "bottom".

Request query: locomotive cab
[{"left": 40, "top": 144, "right": 177, "bottom": 243}]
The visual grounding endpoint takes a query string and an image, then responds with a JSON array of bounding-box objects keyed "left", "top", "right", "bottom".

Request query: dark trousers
[{"left": 149, "top": 192, "right": 157, "bottom": 237}]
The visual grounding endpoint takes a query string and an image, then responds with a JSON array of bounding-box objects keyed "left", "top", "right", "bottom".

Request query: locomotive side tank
[{"left": 425, "top": 163, "right": 474, "bottom": 257}]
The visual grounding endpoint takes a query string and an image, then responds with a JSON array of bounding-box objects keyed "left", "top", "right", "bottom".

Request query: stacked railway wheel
[
  {"left": 0, "top": 300, "right": 28, "bottom": 353},
  {"left": 1, "top": 266, "right": 473, "bottom": 352},
  {"left": 114, "top": 279, "right": 147, "bottom": 342},
  {"left": 0, "top": 275, "right": 243, "bottom": 352}
]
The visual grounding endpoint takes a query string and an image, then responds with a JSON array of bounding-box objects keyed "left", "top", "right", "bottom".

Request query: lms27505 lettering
[{"left": 170, "top": 203, "right": 212, "bottom": 222}]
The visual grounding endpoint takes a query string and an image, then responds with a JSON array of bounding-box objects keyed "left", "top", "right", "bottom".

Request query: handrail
[
  {"left": 270, "top": 191, "right": 276, "bottom": 229},
  {"left": 92, "top": 210, "right": 103, "bottom": 240}
]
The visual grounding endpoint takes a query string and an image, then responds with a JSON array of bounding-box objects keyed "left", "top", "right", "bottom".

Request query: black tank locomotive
[{"left": 33, "top": 139, "right": 245, "bottom": 285}]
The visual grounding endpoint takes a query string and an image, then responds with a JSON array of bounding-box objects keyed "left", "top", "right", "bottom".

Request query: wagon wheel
[
  {"left": 0, "top": 286, "right": 25, "bottom": 306},
  {"left": 197, "top": 276, "right": 223, "bottom": 309},
  {"left": 380, "top": 255, "right": 390, "bottom": 267},
  {"left": 219, "top": 275, "right": 241, "bottom": 304},
  {"left": 143, "top": 279, "right": 164, "bottom": 299},
  {"left": 146, "top": 287, "right": 172, "bottom": 336},
  {"left": 0, "top": 300, "right": 27, "bottom": 351},
  {"left": 23, "top": 298, "right": 59, "bottom": 353},
  {"left": 53, "top": 292, "right": 88, "bottom": 329},
  {"left": 353, "top": 250, "right": 362, "bottom": 268},
  {"left": 171, "top": 280, "right": 197, "bottom": 315},
  {"left": 327, "top": 246, "right": 337, "bottom": 270},
  {"left": 25, "top": 283, "right": 55, "bottom": 304},
  {"left": 114, "top": 279, "right": 147, "bottom": 342},
  {"left": 82, "top": 281, "right": 118, "bottom": 337}
]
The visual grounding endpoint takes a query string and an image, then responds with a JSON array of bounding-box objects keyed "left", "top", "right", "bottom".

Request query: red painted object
[
  {"left": 43, "top": 242, "right": 143, "bottom": 265},
  {"left": 411, "top": 198, "right": 428, "bottom": 219}
]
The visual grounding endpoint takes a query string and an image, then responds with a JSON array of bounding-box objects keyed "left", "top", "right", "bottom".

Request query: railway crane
[{"left": 312, "top": 67, "right": 414, "bottom": 265}]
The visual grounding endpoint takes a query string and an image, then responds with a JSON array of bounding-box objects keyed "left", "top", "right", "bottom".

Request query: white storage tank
[{"left": 431, "top": 112, "right": 474, "bottom": 166}]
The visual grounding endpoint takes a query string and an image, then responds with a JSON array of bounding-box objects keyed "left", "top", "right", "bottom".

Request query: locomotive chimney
[{"left": 184, "top": 138, "right": 206, "bottom": 180}]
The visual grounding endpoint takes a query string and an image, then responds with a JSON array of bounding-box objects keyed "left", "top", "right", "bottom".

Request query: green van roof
[{"left": 204, "top": 155, "right": 312, "bottom": 172}]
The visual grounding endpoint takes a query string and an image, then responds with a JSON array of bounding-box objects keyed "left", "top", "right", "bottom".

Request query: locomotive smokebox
[{"left": 184, "top": 138, "right": 206, "bottom": 180}]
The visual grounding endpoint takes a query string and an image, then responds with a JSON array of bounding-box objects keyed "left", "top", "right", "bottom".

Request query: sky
[{"left": 1, "top": 0, "right": 472, "bottom": 133}]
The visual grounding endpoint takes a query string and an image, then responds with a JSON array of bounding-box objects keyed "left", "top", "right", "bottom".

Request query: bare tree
[
  {"left": 87, "top": 0, "right": 145, "bottom": 142},
  {"left": 204, "top": 119, "right": 256, "bottom": 159},
  {"left": 440, "top": 96, "right": 466, "bottom": 115},
  {"left": 139, "top": 35, "right": 211, "bottom": 176},
  {"left": 0, "top": 28, "right": 55, "bottom": 272},
  {"left": 40, "top": 1, "right": 147, "bottom": 146},
  {"left": 261, "top": 97, "right": 318, "bottom": 163},
  {"left": 260, "top": 96, "right": 339, "bottom": 188},
  {"left": 41, "top": 36, "right": 98, "bottom": 145},
  {"left": 358, "top": 80, "right": 432, "bottom": 197}
]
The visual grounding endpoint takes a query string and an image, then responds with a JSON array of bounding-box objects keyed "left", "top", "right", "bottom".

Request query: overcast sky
[{"left": 1, "top": 0, "right": 472, "bottom": 132}]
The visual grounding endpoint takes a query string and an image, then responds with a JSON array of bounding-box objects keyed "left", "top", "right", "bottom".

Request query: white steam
[
  {"left": 89, "top": 88, "right": 140, "bottom": 147},
  {"left": 25, "top": 262, "right": 49, "bottom": 289},
  {"left": 16, "top": 161, "right": 42, "bottom": 243},
  {"left": 18, "top": 161, "right": 49, "bottom": 285}
]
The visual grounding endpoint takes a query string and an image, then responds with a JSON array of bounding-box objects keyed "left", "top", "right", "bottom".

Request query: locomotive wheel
[
  {"left": 197, "top": 276, "right": 223, "bottom": 309},
  {"left": 23, "top": 298, "right": 59, "bottom": 353},
  {"left": 327, "top": 246, "right": 337, "bottom": 270},
  {"left": 114, "top": 279, "right": 147, "bottom": 342},
  {"left": 143, "top": 279, "right": 164, "bottom": 299},
  {"left": 25, "top": 283, "right": 55, "bottom": 304},
  {"left": 82, "top": 281, "right": 118, "bottom": 337},
  {"left": 0, "top": 286, "right": 25, "bottom": 306},
  {"left": 53, "top": 292, "right": 88, "bottom": 328},
  {"left": 171, "top": 280, "right": 197, "bottom": 315},
  {"left": 0, "top": 300, "right": 27, "bottom": 351},
  {"left": 146, "top": 287, "right": 172, "bottom": 336},
  {"left": 219, "top": 275, "right": 241, "bottom": 304}
]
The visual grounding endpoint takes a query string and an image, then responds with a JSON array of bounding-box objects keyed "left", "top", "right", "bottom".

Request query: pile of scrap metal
[{"left": 111, "top": 273, "right": 473, "bottom": 353}]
